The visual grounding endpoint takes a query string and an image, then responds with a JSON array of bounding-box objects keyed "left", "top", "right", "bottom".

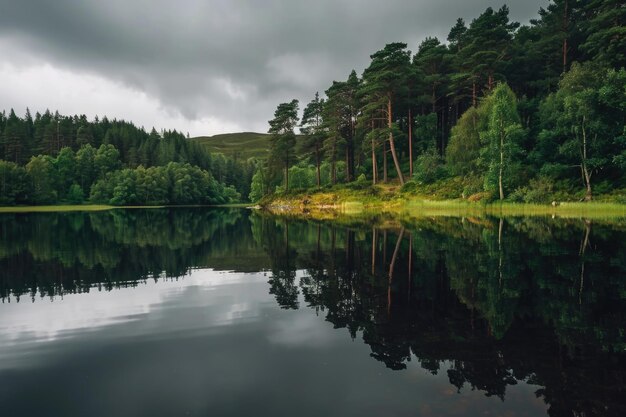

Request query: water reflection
[
  {"left": 0, "top": 208, "right": 265, "bottom": 301},
  {"left": 1, "top": 209, "right": 626, "bottom": 416},
  {"left": 253, "top": 214, "right": 626, "bottom": 416}
]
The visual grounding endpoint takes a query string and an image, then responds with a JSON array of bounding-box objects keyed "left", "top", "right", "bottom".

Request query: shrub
[
  {"left": 413, "top": 150, "right": 448, "bottom": 184},
  {"left": 67, "top": 184, "right": 85, "bottom": 204},
  {"left": 509, "top": 177, "right": 554, "bottom": 203},
  {"left": 400, "top": 180, "right": 419, "bottom": 194}
]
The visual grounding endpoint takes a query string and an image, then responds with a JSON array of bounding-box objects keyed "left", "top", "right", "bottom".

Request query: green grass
[
  {"left": 260, "top": 185, "right": 626, "bottom": 220},
  {"left": 403, "top": 199, "right": 626, "bottom": 219},
  {"left": 0, "top": 205, "right": 117, "bottom": 213},
  {"left": 0, "top": 203, "right": 257, "bottom": 213},
  {"left": 190, "top": 132, "right": 271, "bottom": 159}
]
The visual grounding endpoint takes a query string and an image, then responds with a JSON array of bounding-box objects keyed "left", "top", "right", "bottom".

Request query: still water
[{"left": 1, "top": 208, "right": 625, "bottom": 416}]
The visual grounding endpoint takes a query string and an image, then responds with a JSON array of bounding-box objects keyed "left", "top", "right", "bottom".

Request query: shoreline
[
  {"left": 0, "top": 203, "right": 251, "bottom": 213},
  {"left": 2, "top": 197, "right": 625, "bottom": 219},
  {"left": 260, "top": 189, "right": 626, "bottom": 220}
]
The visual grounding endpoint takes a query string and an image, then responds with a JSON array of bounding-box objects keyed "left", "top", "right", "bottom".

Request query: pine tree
[
  {"left": 581, "top": 0, "right": 626, "bottom": 68},
  {"left": 456, "top": 6, "right": 519, "bottom": 106},
  {"left": 361, "top": 42, "right": 412, "bottom": 184},
  {"left": 300, "top": 92, "right": 326, "bottom": 188},
  {"left": 268, "top": 100, "right": 299, "bottom": 191}
]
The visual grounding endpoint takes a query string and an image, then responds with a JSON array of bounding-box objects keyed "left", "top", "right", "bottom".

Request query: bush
[
  {"left": 413, "top": 150, "right": 448, "bottom": 184},
  {"left": 509, "top": 177, "right": 554, "bottom": 203},
  {"left": 400, "top": 180, "right": 419, "bottom": 194},
  {"left": 67, "top": 184, "right": 85, "bottom": 204},
  {"left": 344, "top": 173, "right": 370, "bottom": 190},
  {"left": 288, "top": 165, "right": 314, "bottom": 189}
]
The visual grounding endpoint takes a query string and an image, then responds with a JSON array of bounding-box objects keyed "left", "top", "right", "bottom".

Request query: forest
[
  {"left": 0, "top": 112, "right": 255, "bottom": 205},
  {"left": 258, "top": 1, "right": 626, "bottom": 203},
  {"left": 1, "top": 1, "right": 624, "bottom": 207}
]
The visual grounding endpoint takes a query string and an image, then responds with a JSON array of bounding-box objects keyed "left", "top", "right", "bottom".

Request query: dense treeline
[
  {"left": 0, "top": 111, "right": 255, "bottom": 205},
  {"left": 258, "top": 1, "right": 626, "bottom": 202}
]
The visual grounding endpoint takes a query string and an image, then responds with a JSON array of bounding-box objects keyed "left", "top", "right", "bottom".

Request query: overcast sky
[{"left": 0, "top": 0, "right": 548, "bottom": 137}]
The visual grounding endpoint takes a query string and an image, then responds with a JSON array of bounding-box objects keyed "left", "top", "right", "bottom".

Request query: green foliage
[
  {"left": 0, "top": 161, "right": 27, "bottom": 204},
  {"left": 67, "top": 184, "right": 85, "bottom": 204},
  {"left": 260, "top": 0, "right": 626, "bottom": 205},
  {"left": 54, "top": 147, "right": 76, "bottom": 199},
  {"left": 90, "top": 162, "right": 231, "bottom": 206},
  {"left": 76, "top": 144, "right": 97, "bottom": 191},
  {"left": 413, "top": 149, "right": 448, "bottom": 184},
  {"left": 446, "top": 106, "right": 483, "bottom": 175},
  {"left": 0, "top": 109, "right": 253, "bottom": 205},
  {"left": 479, "top": 83, "right": 525, "bottom": 200},
  {"left": 191, "top": 132, "right": 271, "bottom": 159},
  {"left": 249, "top": 169, "right": 266, "bottom": 203},
  {"left": 400, "top": 180, "right": 419, "bottom": 194},
  {"left": 288, "top": 165, "right": 314, "bottom": 190},
  {"left": 413, "top": 113, "right": 438, "bottom": 153},
  {"left": 268, "top": 100, "right": 299, "bottom": 191},
  {"left": 3, "top": 2, "right": 625, "bottom": 206},
  {"left": 25, "top": 155, "right": 57, "bottom": 204},
  {"left": 580, "top": 0, "right": 626, "bottom": 68},
  {"left": 94, "top": 144, "right": 121, "bottom": 178},
  {"left": 538, "top": 63, "right": 626, "bottom": 199},
  {"left": 509, "top": 177, "right": 556, "bottom": 204}
]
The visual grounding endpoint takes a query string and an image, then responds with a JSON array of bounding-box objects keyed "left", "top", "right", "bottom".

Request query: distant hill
[{"left": 190, "top": 132, "right": 270, "bottom": 159}]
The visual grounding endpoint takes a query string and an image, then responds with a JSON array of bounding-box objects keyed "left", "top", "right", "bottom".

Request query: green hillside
[{"left": 190, "top": 132, "right": 270, "bottom": 159}]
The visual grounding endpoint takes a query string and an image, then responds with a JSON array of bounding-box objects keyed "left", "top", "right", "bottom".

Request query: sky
[{"left": 0, "top": 0, "right": 548, "bottom": 137}]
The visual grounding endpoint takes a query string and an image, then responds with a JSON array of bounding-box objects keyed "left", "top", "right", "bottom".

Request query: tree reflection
[
  {"left": 255, "top": 213, "right": 626, "bottom": 416},
  {"left": 2, "top": 209, "right": 626, "bottom": 415},
  {"left": 0, "top": 208, "right": 256, "bottom": 301}
]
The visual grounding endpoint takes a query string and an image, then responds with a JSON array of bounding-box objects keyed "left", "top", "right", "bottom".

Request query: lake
[{"left": 1, "top": 208, "right": 625, "bottom": 416}]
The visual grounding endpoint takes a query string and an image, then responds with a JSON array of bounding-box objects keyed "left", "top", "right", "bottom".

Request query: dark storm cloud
[{"left": 0, "top": 0, "right": 547, "bottom": 133}]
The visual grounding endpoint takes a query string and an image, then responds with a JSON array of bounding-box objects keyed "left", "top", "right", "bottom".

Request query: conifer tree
[{"left": 268, "top": 100, "right": 299, "bottom": 191}]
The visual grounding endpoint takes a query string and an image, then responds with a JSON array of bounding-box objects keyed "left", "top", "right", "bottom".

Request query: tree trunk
[
  {"left": 579, "top": 220, "right": 591, "bottom": 304},
  {"left": 432, "top": 85, "right": 436, "bottom": 113},
  {"left": 316, "top": 224, "right": 321, "bottom": 260},
  {"left": 387, "top": 98, "right": 405, "bottom": 185},
  {"left": 387, "top": 228, "right": 405, "bottom": 316},
  {"left": 498, "top": 218, "right": 504, "bottom": 287},
  {"left": 581, "top": 116, "right": 592, "bottom": 201},
  {"left": 345, "top": 147, "right": 350, "bottom": 182},
  {"left": 583, "top": 165, "right": 592, "bottom": 201},
  {"left": 315, "top": 145, "right": 321, "bottom": 188},
  {"left": 331, "top": 138, "right": 337, "bottom": 185},
  {"left": 371, "top": 227, "right": 377, "bottom": 275},
  {"left": 499, "top": 119, "right": 505, "bottom": 201},
  {"left": 408, "top": 108, "right": 413, "bottom": 177},
  {"left": 348, "top": 117, "right": 355, "bottom": 181},
  {"left": 472, "top": 81, "right": 477, "bottom": 108},
  {"left": 372, "top": 134, "right": 378, "bottom": 185},
  {"left": 408, "top": 232, "right": 412, "bottom": 301},
  {"left": 383, "top": 230, "right": 387, "bottom": 266},
  {"left": 441, "top": 96, "right": 448, "bottom": 156},
  {"left": 285, "top": 165, "right": 289, "bottom": 191},
  {"left": 389, "top": 228, "right": 404, "bottom": 281},
  {"left": 371, "top": 120, "right": 377, "bottom": 185},
  {"left": 383, "top": 140, "right": 388, "bottom": 183}
]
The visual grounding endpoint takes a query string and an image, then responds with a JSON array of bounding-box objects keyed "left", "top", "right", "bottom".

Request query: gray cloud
[{"left": 0, "top": 0, "right": 548, "bottom": 134}]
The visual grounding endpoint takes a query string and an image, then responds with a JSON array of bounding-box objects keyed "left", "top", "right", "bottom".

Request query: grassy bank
[
  {"left": 0, "top": 203, "right": 257, "bottom": 213},
  {"left": 0, "top": 205, "right": 119, "bottom": 213},
  {"left": 260, "top": 184, "right": 626, "bottom": 220}
]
